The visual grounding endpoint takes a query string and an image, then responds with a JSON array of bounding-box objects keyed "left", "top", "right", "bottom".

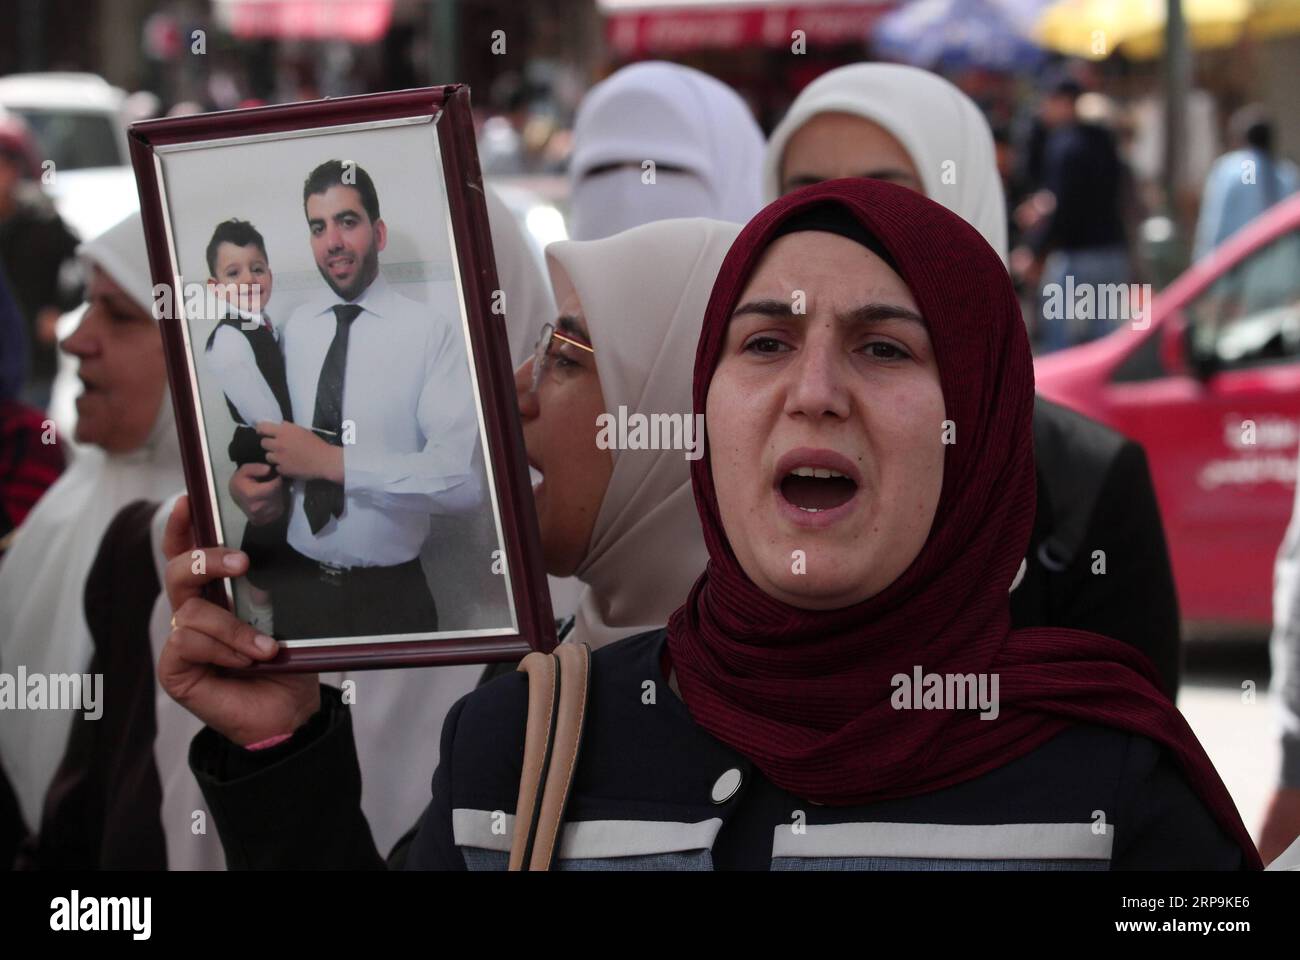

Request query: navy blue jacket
[{"left": 191, "top": 630, "right": 1244, "bottom": 871}]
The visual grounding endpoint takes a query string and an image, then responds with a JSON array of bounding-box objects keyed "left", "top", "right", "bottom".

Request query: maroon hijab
[{"left": 665, "top": 178, "right": 1260, "bottom": 868}]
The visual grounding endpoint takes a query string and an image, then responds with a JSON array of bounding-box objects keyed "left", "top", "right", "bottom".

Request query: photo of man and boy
[{"left": 192, "top": 155, "right": 508, "bottom": 642}]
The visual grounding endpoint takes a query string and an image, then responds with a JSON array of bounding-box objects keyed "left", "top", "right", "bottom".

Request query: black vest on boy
[{"left": 205, "top": 314, "right": 293, "bottom": 466}]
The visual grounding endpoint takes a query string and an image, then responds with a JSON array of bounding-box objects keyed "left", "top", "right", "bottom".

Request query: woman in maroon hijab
[{"left": 169, "top": 179, "right": 1258, "bottom": 870}]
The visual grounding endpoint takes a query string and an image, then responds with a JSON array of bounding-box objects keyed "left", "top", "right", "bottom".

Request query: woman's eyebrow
[
  {"left": 783, "top": 170, "right": 919, "bottom": 191},
  {"left": 858, "top": 168, "right": 919, "bottom": 185},
  {"left": 731, "top": 298, "right": 796, "bottom": 319},
  {"left": 732, "top": 299, "right": 924, "bottom": 327},
  {"left": 841, "top": 302, "right": 926, "bottom": 327},
  {"left": 557, "top": 314, "right": 590, "bottom": 340},
  {"left": 783, "top": 175, "right": 823, "bottom": 190}
]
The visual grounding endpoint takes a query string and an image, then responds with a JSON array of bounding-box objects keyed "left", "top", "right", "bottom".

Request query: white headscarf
[
  {"left": 763, "top": 63, "right": 1009, "bottom": 260},
  {"left": 484, "top": 183, "right": 554, "bottom": 368},
  {"left": 545, "top": 218, "right": 740, "bottom": 649},
  {"left": 0, "top": 211, "right": 185, "bottom": 830},
  {"left": 568, "top": 62, "right": 764, "bottom": 241}
]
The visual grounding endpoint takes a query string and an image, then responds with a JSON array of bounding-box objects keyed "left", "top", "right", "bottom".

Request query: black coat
[
  {"left": 1015, "top": 398, "right": 1181, "bottom": 696},
  {"left": 189, "top": 630, "right": 1243, "bottom": 871}
]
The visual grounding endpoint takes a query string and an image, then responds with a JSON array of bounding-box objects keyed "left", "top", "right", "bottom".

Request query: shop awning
[
  {"left": 598, "top": 0, "right": 898, "bottom": 56},
  {"left": 213, "top": 0, "right": 394, "bottom": 43}
]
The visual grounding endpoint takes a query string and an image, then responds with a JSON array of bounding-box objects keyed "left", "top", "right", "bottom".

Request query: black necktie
[{"left": 304, "top": 303, "right": 362, "bottom": 534}]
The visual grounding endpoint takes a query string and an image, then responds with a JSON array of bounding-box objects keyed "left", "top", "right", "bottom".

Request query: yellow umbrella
[{"left": 1034, "top": 0, "right": 1250, "bottom": 60}]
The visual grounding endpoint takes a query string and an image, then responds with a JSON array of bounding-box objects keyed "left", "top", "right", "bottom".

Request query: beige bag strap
[{"left": 508, "top": 643, "right": 591, "bottom": 871}]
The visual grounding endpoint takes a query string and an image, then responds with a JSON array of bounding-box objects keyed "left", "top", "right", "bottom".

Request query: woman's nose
[
  {"left": 59, "top": 310, "right": 97, "bottom": 359},
  {"left": 515, "top": 357, "right": 539, "bottom": 419},
  {"left": 784, "top": 336, "right": 852, "bottom": 421}
]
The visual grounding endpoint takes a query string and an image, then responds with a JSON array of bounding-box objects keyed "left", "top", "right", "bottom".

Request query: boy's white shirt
[{"left": 203, "top": 309, "right": 286, "bottom": 428}]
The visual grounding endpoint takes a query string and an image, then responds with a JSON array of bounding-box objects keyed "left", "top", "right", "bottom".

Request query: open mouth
[
  {"left": 526, "top": 451, "right": 544, "bottom": 492},
  {"left": 779, "top": 467, "right": 858, "bottom": 512},
  {"left": 773, "top": 448, "right": 862, "bottom": 516}
]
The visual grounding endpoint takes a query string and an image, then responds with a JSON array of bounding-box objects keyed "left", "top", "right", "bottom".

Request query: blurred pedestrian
[
  {"left": 1014, "top": 78, "right": 1133, "bottom": 351},
  {"left": 0, "top": 112, "right": 81, "bottom": 408},
  {"left": 567, "top": 62, "right": 764, "bottom": 240},
  {"left": 1194, "top": 105, "right": 1299, "bottom": 262},
  {"left": 0, "top": 264, "right": 64, "bottom": 550}
]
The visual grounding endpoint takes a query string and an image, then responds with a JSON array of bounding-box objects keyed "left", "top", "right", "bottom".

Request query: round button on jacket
[{"left": 711, "top": 768, "right": 742, "bottom": 803}]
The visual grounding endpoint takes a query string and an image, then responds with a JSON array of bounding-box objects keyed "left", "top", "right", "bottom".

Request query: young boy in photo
[{"left": 202, "top": 219, "right": 293, "bottom": 631}]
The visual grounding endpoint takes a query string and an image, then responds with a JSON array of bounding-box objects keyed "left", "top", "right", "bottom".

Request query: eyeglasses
[{"left": 530, "top": 321, "right": 594, "bottom": 395}]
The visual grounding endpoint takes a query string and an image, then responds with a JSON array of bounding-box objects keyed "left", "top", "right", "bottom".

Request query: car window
[
  {"left": 11, "top": 108, "right": 123, "bottom": 171},
  {"left": 1188, "top": 228, "right": 1300, "bottom": 371}
]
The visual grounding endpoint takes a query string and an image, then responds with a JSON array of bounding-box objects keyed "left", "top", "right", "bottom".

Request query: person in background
[
  {"left": 567, "top": 61, "right": 764, "bottom": 241},
  {"left": 1194, "top": 105, "right": 1299, "bottom": 262},
  {"left": 0, "top": 265, "right": 63, "bottom": 549},
  {"left": 1014, "top": 77, "right": 1133, "bottom": 352},
  {"left": 0, "top": 211, "right": 184, "bottom": 866},
  {"left": 762, "top": 62, "right": 1181, "bottom": 696},
  {"left": 0, "top": 111, "right": 81, "bottom": 408}
]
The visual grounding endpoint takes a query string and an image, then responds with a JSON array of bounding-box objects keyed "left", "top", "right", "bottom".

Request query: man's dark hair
[
  {"left": 205, "top": 219, "right": 269, "bottom": 277},
  {"left": 1231, "top": 104, "right": 1274, "bottom": 155},
  {"left": 1048, "top": 77, "right": 1084, "bottom": 102},
  {"left": 302, "top": 159, "right": 380, "bottom": 223}
]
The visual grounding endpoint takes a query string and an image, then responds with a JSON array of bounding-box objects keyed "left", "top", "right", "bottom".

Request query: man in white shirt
[{"left": 229, "top": 160, "right": 483, "bottom": 639}]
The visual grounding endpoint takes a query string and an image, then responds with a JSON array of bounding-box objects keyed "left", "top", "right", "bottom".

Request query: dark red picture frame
[{"left": 128, "top": 85, "right": 555, "bottom": 671}]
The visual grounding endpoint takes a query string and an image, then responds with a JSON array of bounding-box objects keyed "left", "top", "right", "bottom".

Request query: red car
[{"left": 1036, "top": 194, "right": 1300, "bottom": 633}]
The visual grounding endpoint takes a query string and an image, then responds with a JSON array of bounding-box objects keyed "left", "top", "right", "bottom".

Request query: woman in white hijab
[
  {"left": 0, "top": 211, "right": 185, "bottom": 837},
  {"left": 763, "top": 62, "right": 1008, "bottom": 259},
  {"left": 568, "top": 62, "right": 764, "bottom": 242},
  {"left": 529, "top": 217, "right": 741, "bottom": 647}
]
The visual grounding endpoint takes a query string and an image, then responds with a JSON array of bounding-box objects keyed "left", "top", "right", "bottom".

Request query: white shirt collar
[{"left": 314, "top": 269, "right": 393, "bottom": 320}]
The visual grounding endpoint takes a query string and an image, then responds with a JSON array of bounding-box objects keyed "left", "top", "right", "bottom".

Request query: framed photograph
[{"left": 128, "top": 86, "right": 554, "bottom": 671}]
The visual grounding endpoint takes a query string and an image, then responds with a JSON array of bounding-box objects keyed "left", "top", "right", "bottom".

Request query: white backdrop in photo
[{"left": 155, "top": 119, "right": 514, "bottom": 633}]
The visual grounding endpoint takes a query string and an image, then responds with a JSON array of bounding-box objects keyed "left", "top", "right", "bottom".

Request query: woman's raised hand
[{"left": 157, "top": 495, "right": 320, "bottom": 746}]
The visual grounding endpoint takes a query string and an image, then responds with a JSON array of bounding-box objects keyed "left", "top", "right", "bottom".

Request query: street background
[{"left": 4, "top": 0, "right": 1300, "bottom": 848}]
